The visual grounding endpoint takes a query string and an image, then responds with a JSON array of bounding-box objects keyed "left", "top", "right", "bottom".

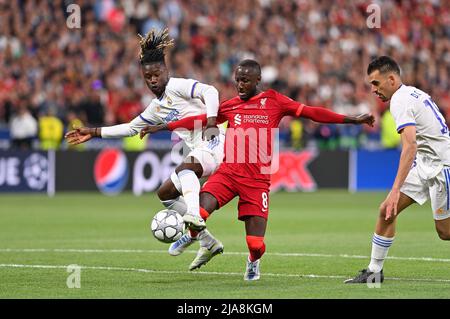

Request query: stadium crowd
[{"left": 0, "top": 0, "right": 449, "bottom": 150}]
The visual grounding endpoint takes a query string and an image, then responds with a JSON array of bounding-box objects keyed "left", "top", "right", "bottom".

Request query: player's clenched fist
[
  {"left": 139, "top": 124, "right": 167, "bottom": 139},
  {"left": 355, "top": 114, "right": 375, "bottom": 127}
]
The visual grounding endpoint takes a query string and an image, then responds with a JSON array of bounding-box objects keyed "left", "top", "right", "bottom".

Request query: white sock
[
  {"left": 368, "top": 233, "right": 395, "bottom": 273},
  {"left": 198, "top": 229, "right": 215, "bottom": 248},
  {"left": 177, "top": 169, "right": 200, "bottom": 216},
  {"left": 161, "top": 196, "right": 187, "bottom": 216}
]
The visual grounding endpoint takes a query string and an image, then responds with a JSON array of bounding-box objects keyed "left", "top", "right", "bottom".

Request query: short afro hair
[{"left": 367, "top": 56, "right": 401, "bottom": 76}]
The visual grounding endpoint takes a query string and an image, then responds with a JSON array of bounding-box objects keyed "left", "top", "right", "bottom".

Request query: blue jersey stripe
[
  {"left": 396, "top": 122, "right": 416, "bottom": 132},
  {"left": 191, "top": 81, "right": 199, "bottom": 98},
  {"left": 139, "top": 115, "right": 156, "bottom": 125}
]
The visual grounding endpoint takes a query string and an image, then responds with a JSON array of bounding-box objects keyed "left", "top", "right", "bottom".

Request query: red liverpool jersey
[{"left": 216, "top": 89, "right": 304, "bottom": 183}]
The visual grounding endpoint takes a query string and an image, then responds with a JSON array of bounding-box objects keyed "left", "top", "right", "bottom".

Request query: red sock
[
  {"left": 200, "top": 207, "right": 210, "bottom": 220},
  {"left": 246, "top": 235, "right": 266, "bottom": 262}
]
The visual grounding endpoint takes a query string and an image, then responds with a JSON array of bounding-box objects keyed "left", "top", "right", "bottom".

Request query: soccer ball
[{"left": 151, "top": 209, "right": 185, "bottom": 243}]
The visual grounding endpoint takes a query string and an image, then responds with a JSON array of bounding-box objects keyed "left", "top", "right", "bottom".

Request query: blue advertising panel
[
  {"left": 0, "top": 151, "right": 54, "bottom": 195},
  {"left": 350, "top": 149, "right": 401, "bottom": 191}
]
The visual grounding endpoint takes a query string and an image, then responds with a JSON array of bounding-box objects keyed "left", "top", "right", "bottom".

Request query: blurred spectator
[
  {"left": 66, "top": 111, "right": 86, "bottom": 151},
  {"left": 380, "top": 110, "right": 401, "bottom": 149},
  {"left": 38, "top": 107, "right": 64, "bottom": 150},
  {"left": 123, "top": 134, "right": 148, "bottom": 152},
  {"left": 10, "top": 104, "right": 38, "bottom": 150},
  {"left": 289, "top": 119, "right": 303, "bottom": 150},
  {"left": 78, "top": 88, "right": 106, "bottom": 127}
]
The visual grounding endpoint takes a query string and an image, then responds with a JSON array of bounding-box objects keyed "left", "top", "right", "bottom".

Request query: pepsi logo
[{"left": 94, "top": 148, "right": 129, "bottom": 195}]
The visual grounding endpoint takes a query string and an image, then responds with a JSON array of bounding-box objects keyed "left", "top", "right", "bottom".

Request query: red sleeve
[
  {"left": 167, "top": 114, "right": 207, "bottom": 131},
  {"left": 166, "top": 113, "right": 227, "bottom": 131},
  {"left": 274, "top": 91, "right": 304, "bottom": 117},
  {"left": 300, "top": 105, "right": 345, "bottom": 123}
]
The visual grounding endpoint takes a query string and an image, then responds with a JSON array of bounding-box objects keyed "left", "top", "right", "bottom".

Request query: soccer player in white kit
[
  {"left": 346, "top": 56, "right": 450, "bottom": 284},
  {"left": 65, "top": 29, "right": 225, "bottom": 269}
]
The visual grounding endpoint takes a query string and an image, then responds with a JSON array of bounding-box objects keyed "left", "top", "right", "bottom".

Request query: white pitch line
[
  {"left": 1, "top": 248, "right": 450, "bottom": 263},
  {"left": 1, "top": 263, "right": 450, "bottom": 283}
]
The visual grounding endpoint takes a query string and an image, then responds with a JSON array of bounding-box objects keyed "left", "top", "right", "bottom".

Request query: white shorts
[
  {"left": 401, "top": 165, "right": 450, "bottom": 220},
  {"left": 187, "top": 133, "right": 225, "bottom": 178}
]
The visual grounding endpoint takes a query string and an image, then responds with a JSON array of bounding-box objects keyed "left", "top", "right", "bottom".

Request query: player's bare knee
[
  {"left": 175, "top": 161, "right": 203, "bottom": 178},
  {"left": 199, "top": 192, "right": 217, "bottom": 213},
  {"left": 378, "top": 208, "right": 395, "bottom": 223},
  {"left": 436, "top": 229, "right": 450, "bottom": 241},
  {"left": 157, "top": 185, "right": 178, "bottom": 201},
  {"left": 156, "top": 187, "right": 169, "bottom": 201}
]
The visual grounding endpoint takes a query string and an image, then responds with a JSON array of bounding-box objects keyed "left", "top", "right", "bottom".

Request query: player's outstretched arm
[
  {"left": 139, "top": 123, "right": 168, "bottom": 139},
  {"left": 343, "top": 113, "right": 375, "bottom": 127},
  {"left": 300, "top": 106, "right": 375, "bottom": 127},
  {"left": 139, "top": 114, "right": 209, "bottom": 139},
  {"left": 65, "top": 127, "right": 100, "bottom": 145}
]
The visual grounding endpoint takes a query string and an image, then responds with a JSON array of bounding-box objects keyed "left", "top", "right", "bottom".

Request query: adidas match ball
[{"left": 151, "top": 209, "right": 185, "bottom": 243}]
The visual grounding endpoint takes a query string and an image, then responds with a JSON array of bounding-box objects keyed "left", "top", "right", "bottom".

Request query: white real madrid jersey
[
  {"left": 139, "top": 78, "right": 209, "bottom": 150},
  {"left": 102, "top": 77, "right": 223, "bottom": 151},
  {"left": 390, "top": 84, "right": 450, "bottom": 179}
]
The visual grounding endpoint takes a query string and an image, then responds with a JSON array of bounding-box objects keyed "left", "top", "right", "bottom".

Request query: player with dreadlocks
[{"left": 65, "top": 29, "right": 225, "bottom": 270}]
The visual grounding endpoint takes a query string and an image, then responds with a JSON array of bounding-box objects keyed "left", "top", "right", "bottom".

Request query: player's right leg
[
  {"left": 180, "top": 134, "right": 225, "bottom": 230},
  {"left": 157, "top": 177, "right": 199, "bottom": 255},
  {"left": 188, "top": 171, "right": 236, "bottom": 271},
  {"left": 188, "top": 192, "right": 224, "bottom": 270},
  {"left": 174, "top": 159, "right": 206, "bottom": 230},
  {"left": 431, "top": 166, "right": 450, "bottom": 240},
  {"left": 236, "top": 183, "right": 270, "bottom": 281},
  {"left": 242, "top": 215, "right": 267, "bottom": 281},
  {"left": 157, "top": 176, "right": 186, "bottom": 215},
  {"left": 345, "top": 191, "right": 416, "bottom": 284}
]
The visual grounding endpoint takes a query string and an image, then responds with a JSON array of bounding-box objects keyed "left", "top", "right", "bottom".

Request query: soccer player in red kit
[{"left": 141, "top": 59, "right": 375, "bottom": 280}]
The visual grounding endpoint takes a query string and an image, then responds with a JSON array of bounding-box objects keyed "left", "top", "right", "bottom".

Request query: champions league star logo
[{"left": 23, "top": 153, "right": 49, "bottom": 190}]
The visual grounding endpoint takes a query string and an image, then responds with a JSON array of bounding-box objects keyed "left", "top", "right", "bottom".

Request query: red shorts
[{"left": 200, "top": 170, "right": 270, "bottom": 220}]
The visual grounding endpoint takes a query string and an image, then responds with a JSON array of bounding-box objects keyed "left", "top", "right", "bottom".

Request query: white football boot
[
  {"left": 183, "top": 213, "right": 206, "bottom": 231},
  {"left": 189, "top": 230, "right": 223, "bottom": 270},
  {"left": 168, "top": 233, "right": 197, "bottom": 256},
  {"left": 244, "top": 257, "right": 261, "bottom": 281}
]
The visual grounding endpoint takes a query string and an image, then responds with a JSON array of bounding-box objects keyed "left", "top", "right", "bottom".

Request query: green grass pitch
[{"left": 0, "top": 190, "right": 449, "bottom": 298}]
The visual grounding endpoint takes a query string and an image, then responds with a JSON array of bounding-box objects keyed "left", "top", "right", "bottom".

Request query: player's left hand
[
  {"left": 140, "top": 124, "right": 165, "bottom": 139},
  {"left": 203, "top": 125, "right": 220, "bottom": 141},
  {"left": 354, "top": 114, "right": 375, "bottom": 127},
  {"left": 64, "top": 127, "right": 93, "bottom": 145},
  {"left": 203, "top": 117, "right": 220, "bottom": 141},
  {"left": 380, "top": 188, "right": 400, "bottom": 220}
]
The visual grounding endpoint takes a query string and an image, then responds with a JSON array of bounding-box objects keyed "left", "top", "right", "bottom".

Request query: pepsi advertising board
[
  {"left": 55, "top": 148, "right": 182, "bottom": 195},
  {"left": 0, "top": 151, "right": 55, "bottom": 194},
  {"left": 0, "top": 149, "right": 351, "bottom": 195},
  {"left": 55, "top": 148, "right": 348, "bottom": 195}
]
